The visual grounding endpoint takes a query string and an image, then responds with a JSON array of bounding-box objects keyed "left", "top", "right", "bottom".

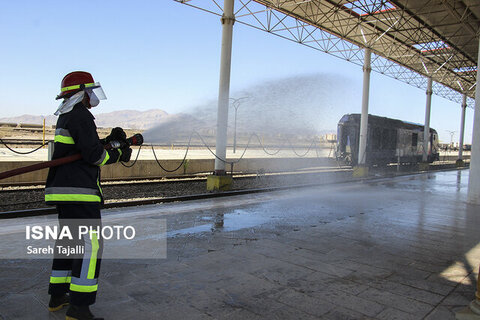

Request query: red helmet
[{"left": 56, "top": 71, "right": 95, "bottom": 100}]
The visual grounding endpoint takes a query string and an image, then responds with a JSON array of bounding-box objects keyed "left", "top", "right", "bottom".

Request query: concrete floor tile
[
  {"left": 222, "top": 309, "right": 265, "bottom": 320},
  {"left": 357, "top": 287, "right": 433, "bottom": 317},
  {"left": 223, "top": 272, "right": 279, "bottom": 292},
  {"left": 310, "top": 289, "right": 385, "bottom": 317},
  {"left": 423, "top": 305, "right": 460, "bottom": 320},
  {"left": 325, "top": 279, "right": 370, "bottom": 296},
  {"left": 270, "top": 288, "right": 334, "bottom": 317},
  {"left": 283, "top": 271, "right": 370, "bottom": 297},
  {"left": 453, "top": 277, "right": 478, "bottom": 295},
  {"left": 385, "top": 274, "right": 455, "bottom": 296},
  {"left": 442, "top": 291, "right": 476, "bottom": 306},
  {"left": 338, "top": 260, "right": 394, "bottom": 281},
  {"left": 263, "top": 251, "right": 354, "bottom": 278},
  {"left": 375, "top": 307, "right": 423, "bottom": 320},
  {"left": 407, "top": 260, "right": 453, "bottom": 274},
  {"left": 249, "top": 260, "right": 317, "bottom": 288},
  {"left": 322, "top": 306, "right": 375, "bottom": 320},
  {"left": 262, "top": 303, "right": 322, "bottom": 320},
  {"left": 0, "top": 264, "right": 49, "bottom": 296},
  {"left": 0, "top": 293, "right": 63, "bottom": 320},
  {"left": 90, "top": 301, "right": 158, "bottom": 320},
  {"left": 359, "top": 278, "right": 444, "bottom": 305}
]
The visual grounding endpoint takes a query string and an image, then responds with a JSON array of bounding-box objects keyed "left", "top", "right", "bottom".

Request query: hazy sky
[{"left": 0, "top": 0, "right": 474, "bottom": 144}]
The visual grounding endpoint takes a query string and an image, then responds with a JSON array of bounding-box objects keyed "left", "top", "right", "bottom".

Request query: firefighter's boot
[
  {"left": 48, "top": 294, "right": 70, "bottom": 312},
  {"left": 65, "top": 305, "right": 104, "bottom": 320}
]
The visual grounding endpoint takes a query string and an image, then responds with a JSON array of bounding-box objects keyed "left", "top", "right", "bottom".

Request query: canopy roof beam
[{"left": 175, "top": 0, "right": 479, "bottom": 107}]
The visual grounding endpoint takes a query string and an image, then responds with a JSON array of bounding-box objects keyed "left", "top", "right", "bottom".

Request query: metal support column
[
  {"left": 456, "top": 40, "right": 480, "bottom": 320},
  {"left": 467, "top": 39, "right": 480, "bottom": 205},
  {"left": 422, "top": 77, "right": 433, "bottom": 164},
  {"left": 357, "top": 48, "right": 371, "bottom": 170},
  {"left": 214, "top": 0, "right": 235, "bottom": 175},
  {"left": 457, "top": 94, "right": 467, "bottom": 166}
]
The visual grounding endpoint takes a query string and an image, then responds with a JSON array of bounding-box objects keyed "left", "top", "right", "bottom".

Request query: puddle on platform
[{"left": 167, "top": 209, "right": 269, "bottom": 237}]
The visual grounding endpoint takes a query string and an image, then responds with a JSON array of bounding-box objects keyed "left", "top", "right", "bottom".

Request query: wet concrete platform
[{"left": 1, "top": 169, "right": 480, "bottom": 319}]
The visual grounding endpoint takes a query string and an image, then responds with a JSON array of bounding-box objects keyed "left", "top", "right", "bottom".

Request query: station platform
[{"left": 1, "top": 169, "right": 479, "bottom": 319}]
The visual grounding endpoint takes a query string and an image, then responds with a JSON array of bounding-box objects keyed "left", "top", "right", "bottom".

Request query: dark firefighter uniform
[{"left": 46, "top": 101, "right": 124, "bottom": 306}]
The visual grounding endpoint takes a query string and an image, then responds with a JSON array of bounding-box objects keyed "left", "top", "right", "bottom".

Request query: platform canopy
[{"left": 176, "top": 0, "right": 480, "bottom": 106}]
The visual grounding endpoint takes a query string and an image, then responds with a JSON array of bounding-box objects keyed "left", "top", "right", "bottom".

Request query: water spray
[{"left": 0, "top": 134, "right": 144, "bottom": 181}]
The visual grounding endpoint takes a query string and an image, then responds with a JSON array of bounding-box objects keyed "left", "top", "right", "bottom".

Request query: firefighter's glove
[
  {"left": 106, "top": 127, "right": 127, "bottom": 145},
  {"left": 119, "top": 147, "right": 132, "bottom": 162}
]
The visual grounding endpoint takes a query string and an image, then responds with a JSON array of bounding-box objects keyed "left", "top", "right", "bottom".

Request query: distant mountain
[
  {"left": 0, "top": 114, "right": 58, "bottom": 126},
  {"left": 0, "top": 109, "right": 169, "bottom": 130}
]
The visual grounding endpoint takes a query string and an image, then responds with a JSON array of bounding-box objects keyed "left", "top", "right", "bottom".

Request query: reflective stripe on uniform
[
  {"left": 61, "top": 82, "right": 96, "bottom": 92},
  {"left": 97, "top": 179, "right": 103, "bottom": 197},
  {"left": 51, "top": 270, "right": 71, "bottom": 277},
  {"left": 50, "top": 276, "right": 72, "bottom": 284},
  {"left": 46, "top": 187, "right": 100, "bottom": 195},
  {"left": 45, "top": 194, "right": 101, "bottom": 202},
  {"left": 70, "top": 283, "right": 98, "bottom": 293},
  {"left": 54, "top": 128, "right": 75, "bottom": 144},
  {"left": 55, "top": 128, "right": 72, "bottom": 137},
  {"left": 87, "top": 232, "right": 99, "bottom": 279},
  {"left": 117, "top": 149, "right": 122, "bottom": 163},
  {"left": 54, "top": 135, "right": 74, "bottom": 144},
  {"left": 80, "top": 231, "right": 99, "bottom": 280},
  {"left": 94, "top": 149, "right": 109, "bottom": 166},
  {"left": 50, "top": 270, "right": 72, "bottom": 284},
  {"left": 71, "top": 277, "right": 98, "bottom": 286},
  {"left": 45, "top": 187, "right": 101, "bottom": 203},
  {"left": 72, "top": 231, "right": 100, "bottom": 293}
]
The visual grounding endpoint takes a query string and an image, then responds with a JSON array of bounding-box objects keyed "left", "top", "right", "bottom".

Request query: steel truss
[{"left": 175, "top": 0, "right": 477, "bottom": 108}]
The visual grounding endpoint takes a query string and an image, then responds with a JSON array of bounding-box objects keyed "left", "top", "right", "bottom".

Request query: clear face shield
[{"left": 84, "top": 82, "right": 107, "bottom": 108}]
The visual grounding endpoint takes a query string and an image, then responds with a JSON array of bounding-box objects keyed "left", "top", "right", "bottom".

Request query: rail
[{"left": 0, "top": 166, "right": 468, "bottom": 219}]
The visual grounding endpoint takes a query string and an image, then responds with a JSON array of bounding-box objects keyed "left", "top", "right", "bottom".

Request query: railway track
[
  {"left": 0, "top": 164, "right": 468, "bottom": 219},
  {"left": 0, "top": 165, "right": 351, "bottom": 190},
  {"left": 0, "top": 168, "right": 355, "bottom": 218},
  {"left": 0, "top": 174, "right": 211, "bottom": 191}
]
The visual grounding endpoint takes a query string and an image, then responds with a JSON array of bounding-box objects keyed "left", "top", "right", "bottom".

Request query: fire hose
[{"left": 0, "top": 134, "right": 143, "bottom": 181}]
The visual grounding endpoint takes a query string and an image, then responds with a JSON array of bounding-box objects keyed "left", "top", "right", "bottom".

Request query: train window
[
  {"left": 382, "top": 128, "right": 396, "bottom": 150},
  {"left": 412, "top": 133, "right": 418, "bottom": 147},
  {"left": 380, "top": 128, "right": 386, "bottom": 149},
  {"left": 389, "top": 130, "right": 397, "bottom": 149},
  {"left": 373, "top": 127, "right": 381, "bottom": 149}
]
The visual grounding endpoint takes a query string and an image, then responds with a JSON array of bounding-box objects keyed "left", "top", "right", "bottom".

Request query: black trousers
[{"left": 48, "top": 203, "right": 103, "bottom": 306}]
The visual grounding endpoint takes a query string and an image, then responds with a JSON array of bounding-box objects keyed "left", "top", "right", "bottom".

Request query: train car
[{"left": 336, "top": 114, "right": 440, "bottom": 166}]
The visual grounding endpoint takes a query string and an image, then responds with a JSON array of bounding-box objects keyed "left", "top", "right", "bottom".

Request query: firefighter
[{"left": 46, "top": 71, "right": 131, "bottom": 320}]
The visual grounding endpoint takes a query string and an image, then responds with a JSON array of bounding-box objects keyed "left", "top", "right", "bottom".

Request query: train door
[
  {"left": 411, "top": 132, "right": 418, "bottom": 160},
  {"left": 337, "top": 123, "right": 357, "bottom": 165},
  {"left": 430, "top": 132, "right": 440, "bottom": 161}
]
